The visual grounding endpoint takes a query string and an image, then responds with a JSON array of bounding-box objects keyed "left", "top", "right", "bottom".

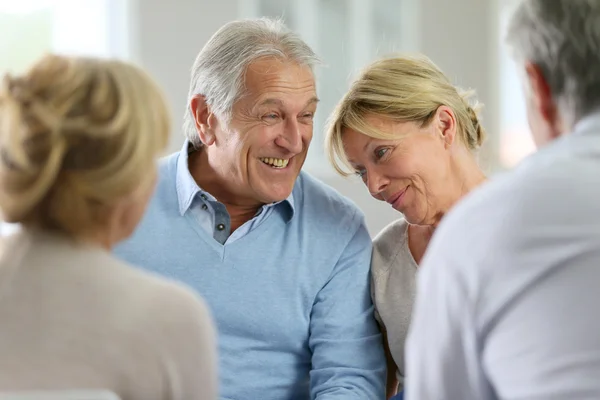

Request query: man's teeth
[{"left": 260, "top": 157, "right": 289, "bottom": 168}]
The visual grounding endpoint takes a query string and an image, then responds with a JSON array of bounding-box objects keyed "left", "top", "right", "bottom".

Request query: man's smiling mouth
[{"left": 259, "top": 157, "right": 290, "bottom": 168}]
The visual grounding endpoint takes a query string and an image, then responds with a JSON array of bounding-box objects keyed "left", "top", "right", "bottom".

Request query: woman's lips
[{"left": 386, "top": 187, "right": 408, "bottom": 209}]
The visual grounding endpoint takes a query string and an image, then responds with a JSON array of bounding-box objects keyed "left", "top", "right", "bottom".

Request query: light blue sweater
[{"left": 114, "top": 143, "right": 386, "bottom": 399}]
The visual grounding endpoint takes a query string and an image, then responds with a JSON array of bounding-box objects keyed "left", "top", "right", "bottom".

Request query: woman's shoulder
[
  {"left": 108, "top": 258, "right": 218, "bottom": 398},
  {"left": 5, "top": 232, "right": 217, "bottom": 398},
  {"left": 372, "top": 218, "right": 410, "bottom": 274},
  {"left": 18, "top": 229, "right": 215, "bottom": 341},
  {"left": 104, "top": 254, "right": 213, "bottom": 326},
  {"left": 374, "top": 218, "right": 409, "bottom": 245},
  {"left": 55, "top": 243, "right": 215, "bottom": 339}
]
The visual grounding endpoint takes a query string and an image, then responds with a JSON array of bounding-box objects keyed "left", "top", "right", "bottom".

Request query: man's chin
[
  {"left": 265, "top": 193, "right": 293, "bottom": 204},
  {"left": 258, "top": 185, "right": 295, "bottom": 204}
]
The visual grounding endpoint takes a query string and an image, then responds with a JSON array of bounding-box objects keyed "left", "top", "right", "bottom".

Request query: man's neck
[
  {"left": 226, "top": 204, "right": 262, "bottom": 232},
  {"left": 188, "top": 148, "right": 262, "bottom": 232}
]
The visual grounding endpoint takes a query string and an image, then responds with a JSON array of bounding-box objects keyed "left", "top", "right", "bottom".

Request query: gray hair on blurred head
[
  {"left": 183, "top": 17, "right": 321, "bottom": 148},
  {"left": 506, "top": 0, "right": 600, "bottom": 128}
]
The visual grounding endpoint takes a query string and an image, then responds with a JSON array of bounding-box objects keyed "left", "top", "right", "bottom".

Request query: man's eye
[{"left": 264, "top": 114, "right": 279, "bottom": 120}]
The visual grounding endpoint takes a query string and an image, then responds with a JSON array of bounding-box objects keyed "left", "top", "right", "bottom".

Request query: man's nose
[{"left": 275, "top": 118, "right": 304, "bottom": 154}]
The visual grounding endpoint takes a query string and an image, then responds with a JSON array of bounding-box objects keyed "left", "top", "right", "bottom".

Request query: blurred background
[{"left": 0, "top": 0, "right": 533, "bottom": 235}]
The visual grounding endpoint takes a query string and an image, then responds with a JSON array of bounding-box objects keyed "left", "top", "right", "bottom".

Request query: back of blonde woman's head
[
  {"left": 326, "top": 54, "right": 486, "bottom": 175},
  {"left": 0, "top": 54, "right": 170, "bottom": 235}
]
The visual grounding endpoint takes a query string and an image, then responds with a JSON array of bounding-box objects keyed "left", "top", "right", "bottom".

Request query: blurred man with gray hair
[
  {"left": 115, "top": 18, "right": 386, "bottom": 400},
  {"left": 404, "top": 1, "right": 600, "bottom": 399}
]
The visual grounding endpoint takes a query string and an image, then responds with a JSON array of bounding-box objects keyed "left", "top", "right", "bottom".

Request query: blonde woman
[
  {"left": 0, "top": 55, "right": 217, "bottom": 399},
  {"left": 326, "top": 55, "right": 487, "bottom": 398}
]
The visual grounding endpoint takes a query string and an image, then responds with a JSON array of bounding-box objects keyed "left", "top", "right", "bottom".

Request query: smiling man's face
[{"left": 205, "top": 57, "right": 318, "bottom": 205}]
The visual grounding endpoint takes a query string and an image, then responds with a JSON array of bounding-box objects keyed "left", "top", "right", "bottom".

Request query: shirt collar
[{"left": 175, "top": 140, "right": 295, "bottom": 220}]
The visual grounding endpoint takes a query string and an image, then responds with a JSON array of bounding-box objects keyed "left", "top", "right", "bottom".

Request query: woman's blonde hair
[
  {"left": 325, "top": 54, "right": 486, "bottom": 176},
  {"left": 0, "top": 54, "right": 170, "bottom": 235}
]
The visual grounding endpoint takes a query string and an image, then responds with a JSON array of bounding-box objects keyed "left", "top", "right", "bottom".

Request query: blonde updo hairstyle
[
  {"left": 326, "top": 55, "right": 486, "bottom": 175},
  {"left": 0, "top": 54, "right": 170, "bottom": 236}
]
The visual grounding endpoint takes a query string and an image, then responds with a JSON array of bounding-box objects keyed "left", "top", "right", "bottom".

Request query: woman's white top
[{"left": 0, "top": 229, "right": 218, "bottom": 400}]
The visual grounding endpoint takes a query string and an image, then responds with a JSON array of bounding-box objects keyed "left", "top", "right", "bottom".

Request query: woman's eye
[
  {"left": 375, "top": 148, "right": 389, "bottom": 159},
  {"left": 355, "top": 169, "right": 366, "bottom": 178},
  {"left": 264, "top": 114, "right": 278, "bottom": 120}
]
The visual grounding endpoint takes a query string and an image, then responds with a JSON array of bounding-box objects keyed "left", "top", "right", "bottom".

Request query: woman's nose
[{"left": 366, "top": 169, "right": 389, "bottom": 197}]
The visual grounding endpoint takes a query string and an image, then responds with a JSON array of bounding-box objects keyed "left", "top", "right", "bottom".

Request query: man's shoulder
[
  {"left": 294, "top": 171, "right": 365, "bottom": 227},
  {"left": 451, "top": 136, "right": 599, "bottom": 230},
  {"left": 145, "top": 151, "right": 180, "bottom": 205},
  {"left": 436, "top": 162, "right": 547, "bottom": 251},
  {"left": 428, "top": 137, "right": 600, "bottom": 273},
  {"left": 157, "top": 151, "right": 179, "bottom": 179}
]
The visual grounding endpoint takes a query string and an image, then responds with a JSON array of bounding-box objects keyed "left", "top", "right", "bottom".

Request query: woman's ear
[
  {"left": 190, "top": 95, "right": 217, "bottom": 146},
  {"left": 434, "top": 105, "right": 457, "bottom": 148}
]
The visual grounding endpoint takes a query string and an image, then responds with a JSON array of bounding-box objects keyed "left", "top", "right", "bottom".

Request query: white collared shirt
[{"left": 405, "top": 112, "right": 600, "bottom": 400}]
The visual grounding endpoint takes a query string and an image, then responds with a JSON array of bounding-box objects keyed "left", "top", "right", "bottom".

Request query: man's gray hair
[
  {"left": 506, "top": 0, "right": 600, "bottom": 127},
  {"left": 183, "top": 17, "right": 321, "bottom": 148}
]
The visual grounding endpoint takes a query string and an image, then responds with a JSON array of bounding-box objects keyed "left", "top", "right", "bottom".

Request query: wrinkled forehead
[{"left": 242, "top": 57, "right": 317, "bottom": 101}]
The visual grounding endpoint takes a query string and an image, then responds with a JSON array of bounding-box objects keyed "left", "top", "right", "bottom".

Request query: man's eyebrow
[
  {"left": 305, "top": 97, "right": 320, "bottom": 107},
  {"left": 256, "top": 97, "right": 320, "bottom": 108},
  {"left": 257, "top": 98, "right": 284, "bottom": 107}
]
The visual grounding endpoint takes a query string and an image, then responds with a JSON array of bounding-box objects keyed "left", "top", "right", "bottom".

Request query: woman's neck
[{"left": 432, "top": 153, "right": 487, "bottom": 228}]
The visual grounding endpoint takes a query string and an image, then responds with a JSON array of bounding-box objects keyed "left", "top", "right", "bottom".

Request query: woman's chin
[{"left": 403, "top": 212, "right": 427, "bottom": 226}]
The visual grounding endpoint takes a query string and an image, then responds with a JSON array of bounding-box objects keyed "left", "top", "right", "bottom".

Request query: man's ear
[
  {"left": 524, "top": 61, "right": 560, "bottom": 137},
  {"left": 190, "top": 95, "right": 217, "bottom": 145}
]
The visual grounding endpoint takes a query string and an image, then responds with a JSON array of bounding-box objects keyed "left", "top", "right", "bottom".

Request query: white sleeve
[{"left": 404, "top": 228, "right": 492, "bottom": 400}]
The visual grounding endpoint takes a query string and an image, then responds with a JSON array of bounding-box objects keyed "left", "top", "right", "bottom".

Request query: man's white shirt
[{"left": 405, "top": 112, "right": 600, "bottom": 400}]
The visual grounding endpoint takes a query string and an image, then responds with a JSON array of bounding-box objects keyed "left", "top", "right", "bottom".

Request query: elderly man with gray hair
[
  {"left": 404, "top": 1, "right": 600, "bottom": 399},
  {"left": 115, "top": 17, "right": 386, "bottom": 400}
]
